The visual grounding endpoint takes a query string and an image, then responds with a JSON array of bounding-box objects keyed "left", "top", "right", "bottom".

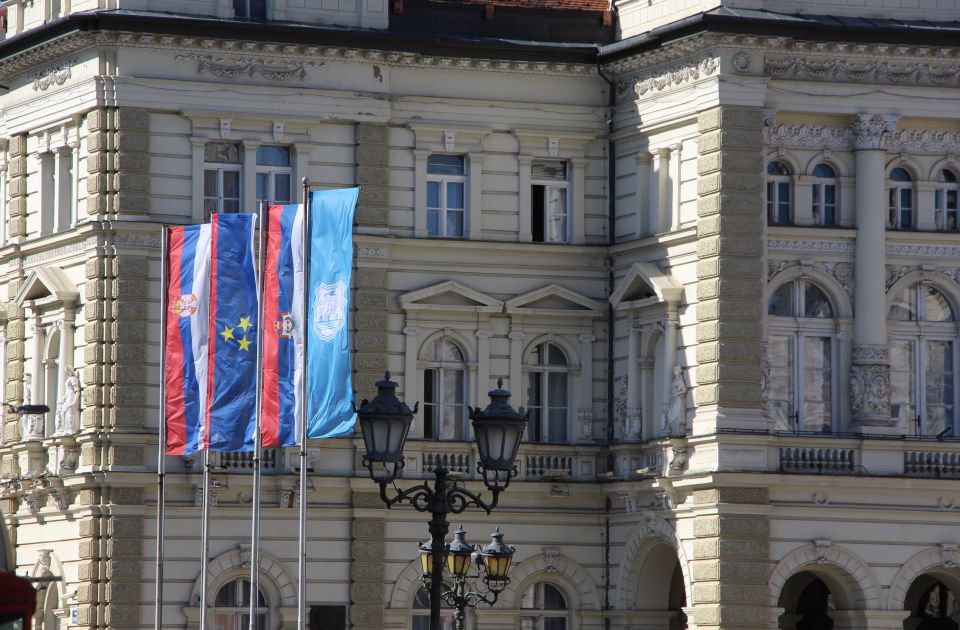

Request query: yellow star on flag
[
  {"left": 237, "top": 316, "right": 253, "bottom": 332},
  {"left": 220, "top": 325, "right": 235, "bottom": 342},
  {"left": 237, "top": 336, "right": 252, "bottom": 352}
]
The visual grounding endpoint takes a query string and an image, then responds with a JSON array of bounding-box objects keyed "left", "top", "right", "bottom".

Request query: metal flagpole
[
  {"left": 298, "top": 179, "right": 312, "bottom": 630},
  {"left": 250, "top": 204, "right": 268, "bottom": 630},
  {"left": 199, "top": 448, "right": 212, "bottom": 630},
  {"left": 155, "top": 227, "right": 169, "bottom": 630}
]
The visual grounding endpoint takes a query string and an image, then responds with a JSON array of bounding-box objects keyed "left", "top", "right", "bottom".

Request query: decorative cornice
[
  {"left": 852, "top": 114, "right": 898, "bottom": 151},
  {"left": 762, "top": 53, "right": 960, "bottom": 88},
  {"left": 764, "top": 121, "right": 960, "bottom": 155},
  {"left": 770, "top": 239, "right": 960, "bottom": 260},
  {"left": 767, "top": 239, "right": 855, "bottom": 255},
  {"left": 616, "top": 55, "right": 719, "bottom": 99}
]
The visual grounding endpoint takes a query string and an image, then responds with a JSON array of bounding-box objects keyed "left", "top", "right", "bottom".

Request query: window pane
[
  {"left": 427, "top": 209, "right": 439, "bottom": 236},
  {"left": 437, "top": 340, "right": 463, "bottom": 363},
  {"left": 767, "top": 336, "right": 795, "bottom": 431},
  {"left": 767, "top": 161, "right": 790, "bottom": 176},
  {"left": 890, "top": 339, "right": 916, "bottom": 428},
  {"left": 889, "top": 287, "right": 916, "bottom": 321},
  {"left": 223, "top": 171, "right": 241, "bottom": 199},
  {"left": 546, "top": 187, "right": 567, "bottom": 242},
  {"left": 803, "top": 284, "right": 833, "bottom": 318},
  {"left": 424, "top": 369, "right": 436, "bottom": 439},
  {"left": 256, "top": 145, "right": 291, "bottom": 167},
  {"left": 544, "top": 618, "right": 567, "bottom": 630},
  {"left": 813, "top": 164, "right": 836, "bottom": 178},
  {"left": 924, "top": 287, "right": 954, "bottom": 322},
  {"left": 446, "top": 182, "right": 464, "bottom": 209},
  {"left": 426, "top": 181, "right": 440, "bottom": 209},
  {"left": 768, "top": 283, "right": 794, "bottom": 317},
  {"left": 427, "top": 155, "right": 465, "bottom": 175},
  {"left": 801, "top": 337, "right": 832, "bottom": 432},
  {"left": 223, "top": 199, "right": 240, "bottom": 213},
  {"left": 445, "top": 210, "right": 463, "bottom": 238},
  {"left": 256, "top": 172, "right": 269, "bottom": 200},
  {"left": 204, "top": 170, "right": 219, "bottom": 196},
  {"left": 532, "top": 160, "right": 567, "bottom": 180},
  {"left": 213, "top": 613, "right": 233, "bottom": 630},
  {"left": 547, "top": 344, "right": 566, "bottom": 366},
  {"left": 543, "top": 584, "right": 567, "bottom": 610},
  {"left": 925, "top": 340, "right": 954, "bottom": 436},
  {"left": 204, "top": 198, "right": 219, "bottom": 219},
  {"left": 205, "top": 142, "right": 241, "bottom": 164},
  {"left": 891, "top": 167, "right": 912, "bottom": 182},
  {"left": 215, "top": 581, "right": 237, "bottom": 606},
  {"left": 274, "top": 174, "right": 291, "bottom": 202}
]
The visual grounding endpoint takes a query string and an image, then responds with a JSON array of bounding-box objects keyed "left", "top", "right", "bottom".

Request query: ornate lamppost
[{"left": 356, "top": 373, "right": 527, "bottom": 630}]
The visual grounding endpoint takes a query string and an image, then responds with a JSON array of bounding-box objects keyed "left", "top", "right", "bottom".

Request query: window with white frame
[
  {"left": 889, "top": 284, "right": 958, "bottom": 437},
  {"left": 412, "top": 586, "right": 454, "bottom": 630},
  {"left": 531, "top": 160, "right": 569, "bottom": 243},
  {"left": 426, "top": 155, "right": 466, "bottom": 238},
  {"left": 766, "top": 280, "right": 836, "bottom": 433},
  {"left": 213, "top": 578, "right": 267, "bottom": 630},
  {"left": 520, "top": 583, "right": 569, "bottom": 630},
  {"left": 234, "top": 0, "right": 266, "bottom": 18},
  {"left": 422, "top": 338, "right": 467, "bottom": 440},
  {"left": 888, "top": 167, "right": 914, "bottom": 230},
  {"left": 525, "top": 342, "right": 569, "bottom": 443},
  {"left": 936, "top": 169, "right": 959, "bottom": 232},
  {"left": 811, "top": 163, "right": 838, "bottom": 226},
  {"left": 255, "top": 146, "right": 292, "bottom": 206},
  {"left": 766, "top": 160, "right": 792, "bottom": 225},
  {"left": 204, "top": 142, "right": 242, "bottom": 218}
]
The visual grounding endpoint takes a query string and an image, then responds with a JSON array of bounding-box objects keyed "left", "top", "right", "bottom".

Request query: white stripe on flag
[
  {"left": 191, "top": 224, "right": 212, "bottom": 452},
  {"left": 290, "top": 205, "right": 305, "bottom": 444}
]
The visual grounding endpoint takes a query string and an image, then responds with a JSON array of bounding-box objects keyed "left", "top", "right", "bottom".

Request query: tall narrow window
[
  {"left": 767, "top": 280, "right": 836, "bottom": 432},
  {"left": 811, "top": 163, "right": 837, "bottom": 226},
  {"left": 531, "top": 160, "right": 569, "bottom": 243},
  {"left": 936, "top": 169, "right": 959, "bottom": 232},
  {"left": 422, "top": 338, "right": 467, "bottom": 440},
  {"left": 40, "top": 152, "right": 55, "bottom": 235},
  {"left": 56, "top": 147, "right": 73, "bottom": 231},
  {"left": 888, "top": 167, "right": 913, "bottom": 229},
  {"left": 766, "top": 161, "right": 792, "bottom": 225},
  {"left": 526, "top": 342, "right": 569, "bottom": 443},
  {"left": 213, "top": 578, "right": 267, "bottom": 630},
  {"left": 426, "top": 155, "right": 466, "bottom": 238},
  {"left": 234, "top": 0, "right": 267, "bottom": 19},
  {"left": 255, "top": 146, "right": 292, "bottom": 206},
  {"left": 889, "top": 284, "right": 957, "bottom": 436},
  {"left": 204, "top": 142, "right": 242, "bottom": 218},
  {"left": 520, "top": 583, "right": 569, "bottom": 630}
]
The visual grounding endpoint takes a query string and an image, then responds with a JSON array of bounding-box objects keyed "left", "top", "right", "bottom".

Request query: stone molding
[
  {"left": 615, "top": 514, "right": 691, "bottom": 612},
  {"left": 768, "top": 542, "right": 882, "bottom": 609},
  {"left": 188, "top": 546, "right": 297, "bottom": 607},
  {"left": 764, "top": 121, "right": 960, "bottom": 154},
  {"left": 499, "top": 550, "right": 601, "bottom": 610}
]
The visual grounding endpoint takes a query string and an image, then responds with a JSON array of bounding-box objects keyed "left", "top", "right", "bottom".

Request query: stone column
[
  {"left": 413, "top": 149, "right": 430, "bottom": 237},
  {"left": 476, "top": 329, "right": 492, "bottom": 408},
  {"left": 657, "top": 147, "right": 671, "bottom": 233},
  {"left": 634, "top": 153, "right": 652, "bottom": 237},
  {"left": 671, "top": 143, "right": 683, "bottom": 229},
  {"left": 468, "top": 153, "right": 484, "bottom": 240},
  {"left": 851, "top": 114, "right": 898, "bottom": 431},
  {"left": 626, "top": 322, "right": 642, "bottom": 440},
  {"left": 508, "top": 330, "right": 525, "bottom": 396},
  {"left": 22, "top": 314, "right": 45, "bottom": 441},
  {"left": 578, "top": 333, "right": 595, "bottom": 441},
  {"left": 572, "top": 157, "right": 587, "bottom": 244},
  {"left": 355, "top": 123, "right": 389, "bottom": 228}
]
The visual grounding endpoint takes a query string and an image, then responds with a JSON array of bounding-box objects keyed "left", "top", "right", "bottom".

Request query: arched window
[
  {"left": 422, "top": 338, "right": 467, "bottom": 440},
  {"left": 811, "top": 164, "right": 838, "bottom": 226},
  {"left": 213, "top": 578, "right": 267, "bottom": 630},
  {"left": 525, "top": 342, "right": 569, "bottom": 443},
  {"left": 767, "top": 280, "right": 836, "bottom": 432},
  {"left": 412, "top": 586, "right": 454, "bottom": 630},
  {"left": 520, "top": 583, "right": 568, "bottom": 630},
  {"left": 766, "top": 161, "right": 792, "bottom": 225},
  {"left": 936, "top": 169, "right": 959, "bottom": 232},
  {"left": 889, "top": 284, "right": 958, "bottom": 436},
  {"left": 888, "top": 167, "right": 914, "bottom": 229}
]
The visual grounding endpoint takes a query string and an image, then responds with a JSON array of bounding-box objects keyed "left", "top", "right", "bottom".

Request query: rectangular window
[
  {"left": 889, "top": 186, "right": 913, "bottom": 229},
  {"left": 40, "top": 152, "right": 55, "bottom": 235},
  {"left": 204, "top": 142, "right": 242, "bottom": 218},
  {"left": 936, "top": 188, "right": 959, "bottom": 231},
  {"left": 255, "top": 145, "right": 292, "bottom": 206},
  {"left": 531, "top": 160, "right": 568, "bottom": 243},
  {"left": 890, "top": 339, "right": 916, "bottom": 428},
  {"left": 423, "top": 367, "right": 465, "bottom": 439},
  {"left": 57, "top": 148, "right": 73, "bottom": 231},
  {"left": 426, "top": 155, "right": 466, "bottom": 238},
  {"left": 767, "top": 181, "right": 791, "bottom": 224},
  {"left": 767, "top": 335, "right": 795, "bottom": 431},
  {"left": 801, "top": 336, "right": 832, "bottom": 432},
  {"left": 924, "top": 340, "right": 954, "bottom": 437},
  {"left": 234, "top": 0, "right": 266, "bottom": 18}
]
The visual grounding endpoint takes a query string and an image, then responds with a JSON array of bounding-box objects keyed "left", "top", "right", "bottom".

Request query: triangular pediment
[
  {"left": 610, "top": 263, "right": 683, "bottom": 310},
  {"left": 506, "top": 285, "right": 604, "bottom": 317},
  {"left": 15, "top": 266, "right": 79, "bottom": 307},
  {"left": 400, "top": 281, "right": 503, "bottom": 314}
]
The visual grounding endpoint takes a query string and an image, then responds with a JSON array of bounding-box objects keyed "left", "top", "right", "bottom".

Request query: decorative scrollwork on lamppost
[
  {"left": 419, "top": 525, "right": 515, "bottom": 630},
  {"left": 356, "top": 373, "right": 527, "bottom": 630}
]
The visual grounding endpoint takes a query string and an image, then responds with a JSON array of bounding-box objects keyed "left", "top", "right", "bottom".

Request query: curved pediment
[
  {"left": 15, "top": 266, "right": 79, "bottom": 306},
  {"left": 400, "top": 280, "right": 503, "bottom": 314},
  {"left": 505, "top": 284, "right": 604, "bottom": 318},
  {"left": 609, "top": 262, "right": 683, "bottom": 310}
]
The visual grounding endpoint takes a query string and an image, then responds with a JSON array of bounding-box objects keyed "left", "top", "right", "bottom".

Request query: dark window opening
[
  {"left": 235, "top": 0, "right": 267, "bottom": 19},
  {"left": 532, "top": 185, "right": 546, "bottom": 242}
]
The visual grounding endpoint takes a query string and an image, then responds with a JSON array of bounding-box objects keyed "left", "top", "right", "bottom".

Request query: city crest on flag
[{"left": 312, "top": 281, "right": 347, "bottom": 342}]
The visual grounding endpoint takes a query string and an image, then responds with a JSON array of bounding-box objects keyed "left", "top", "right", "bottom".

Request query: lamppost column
[{"left": 428, "top": 468, "right": 450, "bottom": 630}]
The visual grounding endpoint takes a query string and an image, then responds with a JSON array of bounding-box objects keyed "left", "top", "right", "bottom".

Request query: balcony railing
[
  {"left": 779, "top": 446, "right": 856, "bottom": 474},
  {"left": 904, "top": 450, "right": 960, "bottom": 478}
]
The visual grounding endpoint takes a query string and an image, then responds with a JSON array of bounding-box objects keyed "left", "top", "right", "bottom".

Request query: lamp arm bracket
[
  {"left": 445, "top": 485, "right": 497, "bottom": 515},
  {"left": 378, "top": 480, "right": 435, "bottom": 512}
]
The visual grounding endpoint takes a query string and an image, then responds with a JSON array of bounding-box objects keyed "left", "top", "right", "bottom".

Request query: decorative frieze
[
  {"left": 764, "top": 119, "right": 960, "bottom": 154},
  {"left": 617, "top": 56, "right": 719, "bottom": 99},
  {"left": 175, "top": 54, "right": 325, "bottom": 81},
  {"left": 762, "top": 54, "right": 960, "bottom": 88},
  {"left": 28, "top": 57, "right": 78, "bottom": 91}
]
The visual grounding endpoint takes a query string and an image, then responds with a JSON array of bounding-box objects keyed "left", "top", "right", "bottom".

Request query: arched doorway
[
  {"left": 904, "top": 574, "right": 960, "bottom": 630},
  {"left": 632, "top": 542, "right": 687, "bottom": 630},
  {"left": 778, "top": 572, "right": 836, "bottom": 630}
]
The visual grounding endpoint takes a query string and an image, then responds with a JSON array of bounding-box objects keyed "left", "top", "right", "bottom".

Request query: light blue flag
[{"left": 306, "top": 187, "right": 360, "bottom": 439}]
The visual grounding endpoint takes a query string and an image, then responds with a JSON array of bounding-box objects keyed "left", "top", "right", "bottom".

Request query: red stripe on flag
[
  {"left": 204, "top": 216, "right": 220, "bottom": 450},
  {"left": 260, "top": 206, "right": 282, "bottom": 447},
  {"left": 164, "top": 227, "right": 188, "bottom": 455}
]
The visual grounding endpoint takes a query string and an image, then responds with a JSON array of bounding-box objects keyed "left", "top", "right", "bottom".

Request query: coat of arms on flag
[{"left": 312, "top": 281, "right": 347, "bottom": 341}]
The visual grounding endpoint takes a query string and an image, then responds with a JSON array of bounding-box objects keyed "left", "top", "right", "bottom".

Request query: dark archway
[
  {"left": 904, "top": 576, "right": 960, "bottom": 630},
  {"left": 779, "top": 572, "right": 836, "bottom": 630},
  {"left": 633, "top": 542, "right": 687, "bottom": 630}
]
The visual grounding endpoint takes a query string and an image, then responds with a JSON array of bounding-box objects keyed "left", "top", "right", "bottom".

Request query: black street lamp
[
  {"left": 356, "top": 373, "right": 527, "bottom": 630},
  {"left": 419, "top": 525, "right": 515, "bottom": 630}
]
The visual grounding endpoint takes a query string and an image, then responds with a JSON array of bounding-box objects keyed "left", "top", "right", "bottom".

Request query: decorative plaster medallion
[{"left": 731, "top": 50, "right": 752, "bottom": 72}]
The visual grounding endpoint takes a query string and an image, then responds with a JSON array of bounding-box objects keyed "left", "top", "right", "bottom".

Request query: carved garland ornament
[
  {"left": 175, "top": 54, "right": 325, "bottom": 81},
  {"left": 850, "top": 363, "right": 890, "bottom": 415},
  {"left": 762, "top": 55, "right": 960, "bottom": 88},
  {"left": 764, "top": 120, "right": 960, "bottom": 154},
  {"left": 617, "top": 56, "right": 719, "bottom": 98}
]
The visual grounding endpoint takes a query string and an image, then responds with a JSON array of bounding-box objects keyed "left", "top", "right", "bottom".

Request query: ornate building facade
[{"left": 1, "top": 1, "right": 960, "bottom": 630}]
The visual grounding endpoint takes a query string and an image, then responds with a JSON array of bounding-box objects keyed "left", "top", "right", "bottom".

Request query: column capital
[
  {"left": 656, "top": 146, "right": 670, "bottom": 158},
  {"left": 852, "top": 114, "right": 898, "bottom": 151},
  {"left": 413, "top": 149, "right": 431, "bottom": 160},
  {"left": 578, "top": 334, "right": 596, "bottom": 344},
  {"left": 633, "top": 152, "right": 651, "bottom": 164},
  {"left": 508, "top": 331, "right": 525, "bottom": 341},
  {"left": 517, "top": 154, "right": 534, "bottom": 166},
  {"left": 475, "top": 329, "right": 493, "bottom": 340},
  {"left": 402, "top": 326, "right": 418, "bottom": 336}
]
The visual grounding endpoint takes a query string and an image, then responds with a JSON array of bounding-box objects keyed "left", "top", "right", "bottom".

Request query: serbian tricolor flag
[
  {"left": 260, "top": 204, "right": 304, "bottom": 447},
  {"left": 260, "top": 188, "right": 359, "bottom": 445},
  {"left": 164, "top": 214, "right": 259, "bottom": 455},
  {"left": 164, "top": 224, "right": 212, "bottom": 456}
]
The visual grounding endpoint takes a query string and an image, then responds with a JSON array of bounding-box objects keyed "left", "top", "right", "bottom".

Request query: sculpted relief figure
[
  {"left": 660, "top": 366, "right": 688, "bottom": 437},
  {"left": 55, "top": 368, "right": 81, "bottom": 436}
]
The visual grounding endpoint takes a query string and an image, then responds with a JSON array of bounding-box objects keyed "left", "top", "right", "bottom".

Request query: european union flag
[{"left": 205, "top": 213, "right": 259, "bottom": 452}]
